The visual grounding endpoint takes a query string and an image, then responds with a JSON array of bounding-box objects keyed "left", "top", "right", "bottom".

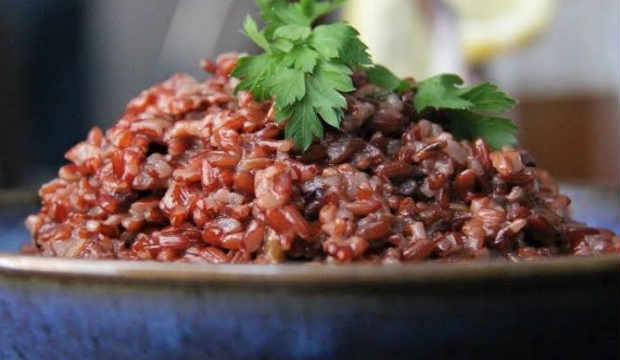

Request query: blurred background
[{"left": 0, "top": 0, "right": 618, "bottom": 249}]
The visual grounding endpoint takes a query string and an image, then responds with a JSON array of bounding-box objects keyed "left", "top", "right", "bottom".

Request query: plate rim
[{"left": 0, "top": 252, "right": 618, "bottom": 286}]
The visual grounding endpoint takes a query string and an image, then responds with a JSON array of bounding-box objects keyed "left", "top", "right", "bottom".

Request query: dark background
[{"left": 0, "top": 0, "right": 89, "bottom": 187}]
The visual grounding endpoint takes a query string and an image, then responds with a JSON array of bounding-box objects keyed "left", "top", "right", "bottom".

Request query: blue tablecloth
[{"left": 0, "top": 206, "right": 35, "bottom": 252}]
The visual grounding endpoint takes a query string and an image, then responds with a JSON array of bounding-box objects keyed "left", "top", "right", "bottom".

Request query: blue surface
[
  {"left": 560, "top": 184, "right": 620, "bottom": 234},
  {"left": 0, "top": 207, "right": 33, "bottom": 252},
  {"left": 0, "top": 269, "right": 618, "bottom": 360}
]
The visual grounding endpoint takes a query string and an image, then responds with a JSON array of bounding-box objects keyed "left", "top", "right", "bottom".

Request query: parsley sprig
[
  {"left": 413, "top": 74, "right": 518, "bottom": 150},
  {"left": 232, "top": 0, "right": 369, "bottom": 151},
  {"left": 232, "top": 0, "right": 518, "bottom": 151},
  {"left": 359, "top": 68, "right": 517, "bottom": 150}
]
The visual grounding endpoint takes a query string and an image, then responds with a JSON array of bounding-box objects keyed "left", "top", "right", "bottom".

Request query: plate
[{"left": 0, "top": 253, "right": 618, "bottom": 359}]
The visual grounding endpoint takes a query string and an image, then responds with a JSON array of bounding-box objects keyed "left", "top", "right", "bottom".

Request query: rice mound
[{"left": 25, "top": 54, "right": 620, "bottom": 263}]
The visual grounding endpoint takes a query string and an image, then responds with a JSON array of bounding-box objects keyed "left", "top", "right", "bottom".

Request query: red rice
[{"left": 24, "top": 54, "right": 620, "bottom": 263}]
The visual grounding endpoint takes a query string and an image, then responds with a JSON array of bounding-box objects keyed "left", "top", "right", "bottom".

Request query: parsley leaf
[
  {"left": 412, "top": 73, "right": 518, "bottom": 149},
  {"left": 448, "top": 111, "right": 518, "bottom": 150},
  {"left": 232, "top": 54, "right": 276, "bottom": 100},
  {"left": 314, "top": 61, "right": 354, "bottom": 92},
  {"left": 310, "top": 23, "right": 371, "bottom": 65},
  {"left": 272, "top": 38, "right": 294, "bottom": 52},
  {"left": 233, "top": 0, "right": 365, "bottom": 150},
  {"left": 300, "top": 0, "right": 345, "bottom": 22},
  {"left": 263, "top": 68, "right": 306, "bottom": 107},
  {"left": 281, "top": 46, "right": 319, "bottom": 72},
  {"left": 273, "top": 24, "right": 312, "bottom": 41},
  {"left": 366, "top": 64, "right": 410, "bottom": 92},
  {"left": 242, "top": 15, "right": 270, "bottom": 52},
  {"left": 257, "top": 0, "right": 343, "bottom": 39},
  {"left": 284, "top": 96, "right": 323, "bottom": 151},
  {"left": 414, "top": 74, "right": 473, "bottom": 111},
  {"left": 257, "top": 0, "right": 310, "bottom": 38},
  {"left": 457, "top": 82, "right": 517, "bottom": 112}
]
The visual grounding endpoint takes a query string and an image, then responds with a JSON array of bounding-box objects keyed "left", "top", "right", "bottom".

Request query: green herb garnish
[
  {"left": 232, "top": 0, "right": 368, "bottom": 151},
  {"left": 413, "top": 74, "right": 518, "bottom": 150},
  {"left": 365, "top": 64, "right": 411, "bottom": 93},
  {"left": 232, "top": 0, "right": 518, "bottom": 151}
]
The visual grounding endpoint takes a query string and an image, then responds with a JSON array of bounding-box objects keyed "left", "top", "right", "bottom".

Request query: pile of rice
[{"left": 25, "top": 54, "right": 620, "bottom": 263}]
